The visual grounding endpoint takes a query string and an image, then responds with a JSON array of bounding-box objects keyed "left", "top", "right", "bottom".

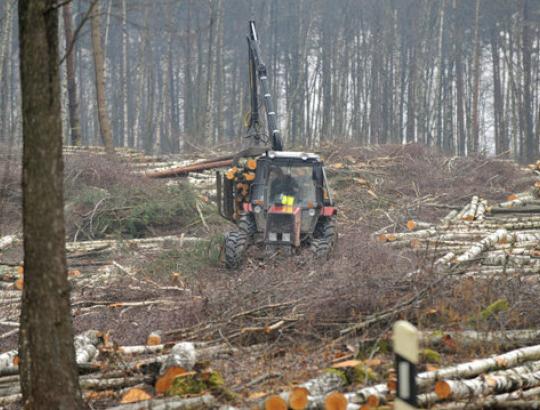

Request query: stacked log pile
[
  {"left": 244, "top": 344, "right": 540, "bottom": 410},
  {"left": 377, "top": 182, "right": 540, "bottom": 281},
  {"left": 0, "top": 332, "right": 251, "bottom": 409}
]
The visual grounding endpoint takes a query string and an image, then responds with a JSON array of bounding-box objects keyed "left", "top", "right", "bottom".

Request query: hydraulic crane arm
[{"left": 246, "top": 20, "right": 284, "bottom": 151}]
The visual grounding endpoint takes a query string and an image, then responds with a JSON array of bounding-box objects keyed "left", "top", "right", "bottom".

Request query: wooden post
[{"left": 393, "top": 320, "right": 419, "bottom": 410}]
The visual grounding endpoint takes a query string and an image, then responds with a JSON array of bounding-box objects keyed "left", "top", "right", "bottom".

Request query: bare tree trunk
[
  {"left": 470, "top": 0, "right": 481, "bottom": 154},
  {"left": 204, "top": 0, "right": 219, "bottom": 143},
  {"left": 0, "top": 0, "right": 14, "bottom": 100},
  {"left": 490, "top": 23, "right": 508, "bottom": 155},
  {"left": 18, "top": 0, "right": 84, "bottom": 408},
  {"left": 435, "top": 0, "right": 446, "bottom": 149},
  {"left": 121, "top": 0, "right": 129, "bottom": 148},
  {"left": 522, "top": 0, "right": 537, "bottom": 163},
  {"left": 90, "top": 1, "right": 114, "bottom": 154},
  {"left": 62, "top": 1, "right": 82, "bottom": 146},
  {"left": 454, "top": 0, "right": 466, "bottom": 156},
  {"left": 215, "top": 0, "right": 225, "bottom": 144}
]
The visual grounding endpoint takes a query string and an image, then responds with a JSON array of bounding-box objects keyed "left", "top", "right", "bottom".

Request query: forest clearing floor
[{"left": 1, "top": 143, "right": 540, "bottom": 408}]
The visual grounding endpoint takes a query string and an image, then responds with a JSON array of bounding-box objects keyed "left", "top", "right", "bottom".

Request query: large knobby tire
[
  {"left": 224, "top": 215, "right": 256, "bottom": 269},
  {"left": 310, "top": 217, "right": 337, "bottom": 259},
  {"left": 224, "top": 230, "right": 249, "bottom": 269}
]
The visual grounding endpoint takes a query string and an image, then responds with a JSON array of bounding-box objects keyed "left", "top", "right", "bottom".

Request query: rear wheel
[
  {"left": 224, "top": 214, "right": 256, "bottom": 269},
  {"left": 310, "top": 217, "right": 336, "bottom": 259}
]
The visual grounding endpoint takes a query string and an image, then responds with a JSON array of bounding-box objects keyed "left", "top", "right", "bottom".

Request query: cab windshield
[{"left": 267, "top": 165, "right": 316, "bottom": 207}]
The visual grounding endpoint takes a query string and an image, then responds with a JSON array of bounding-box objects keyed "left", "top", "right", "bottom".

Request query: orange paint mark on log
[{"left": 406, "top": 220, "right": 417, "bottom": 231}]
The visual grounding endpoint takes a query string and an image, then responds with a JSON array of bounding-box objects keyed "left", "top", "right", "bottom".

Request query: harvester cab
[{"left": 216, "top": 21, "right": 337, "bottom": 269}]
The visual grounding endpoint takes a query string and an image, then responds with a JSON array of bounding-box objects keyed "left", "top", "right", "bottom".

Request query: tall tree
[
  {"left": 90, "top": 0, "right": 114, "bottom": 154},
  {"left": 62, "top": 1, "right": 82, "bottom": 146},
  {"left": 522, "top": 0, "right": 536, "bottom": 163},
  {"left": 18, "top": 0, "right": 84, "bottom": 407},
  {"left": 470, "top": 0, "right": 481, "bottom": 154}
]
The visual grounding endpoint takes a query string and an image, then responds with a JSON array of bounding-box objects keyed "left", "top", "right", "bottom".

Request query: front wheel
[
  {"left": 310, "top": 217, "right": 337, "bottom": 259},
  {"left": 224, "top": 229, "right": 249, "bottom": 269}
]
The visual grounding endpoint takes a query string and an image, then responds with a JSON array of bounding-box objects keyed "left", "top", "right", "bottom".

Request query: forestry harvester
[{"left": 216, "top": 21, "right": 337, "bottom": 268}]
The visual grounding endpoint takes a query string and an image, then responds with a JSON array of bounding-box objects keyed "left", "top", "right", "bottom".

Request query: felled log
[
  {"left": 66, "top": 235, "right": 206, "bottom": 253},
  {"left": 0, "top": 329, "right": 102, "bottom": 373},
  {"left": 0, "top": 351, "right": 17, "bottom": 371},
  {"left": 421, "top": 329, "right": 540, "bottom": 350},
  {"left": 80, "top": 376, "right": 149, "bottom": 391},
  {"left": 346, "top": 344, "right": 540, "bottom": 406},
  {"left": 154, "top": 342, "right": 197, "bottom": 395},
  {"left": 105, "top": 393, "right": 218, "bottom": 410},
  {"left": 0, "top": 235, "right": 18, "bottom": 250},
  {"left": 75, "top": 330, "right": 102, "bottom": 363},
  {"left": 462, "top": 196, "right": 479, "bottom": 221},
  {"left": 451, "top": 229, "right": 508, "bottom": 265},
  {"left": 434, "top": 363, "right": 540, "bottom": 400},
  {"left": 145, "top": 159, "right": 233, "bottom": 178},
  {"left": 417, "top": 344, "right": 540, "bottom": 389},
  {"left": 431, "top": 385, "right": 540, "bottom": 410},
  {"left": 269, "top": 371, "right": 348, "bottom": 409}
]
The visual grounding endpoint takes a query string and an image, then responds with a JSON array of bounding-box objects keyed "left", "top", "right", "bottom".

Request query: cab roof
[{"left": 261, "top": 151, "right": 321, "bottom": 161}]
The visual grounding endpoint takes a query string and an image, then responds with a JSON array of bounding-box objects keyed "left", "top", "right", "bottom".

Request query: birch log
[
  {"left": 432, "top": 385, "right": 540, "bottom": 410},
  {"left": 417, "top": 344, "right": 540, "bottom": 388},
  {"left": 435, "top": 363, "right": 540, "bottom": 400},
  {"left": 105, "top": 394, "right": 218, "bottom": 410}
]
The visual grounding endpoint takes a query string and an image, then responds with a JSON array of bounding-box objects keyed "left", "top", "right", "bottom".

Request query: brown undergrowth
[{"left": 1, "top": 144, "right": 539, "bottom": 406}]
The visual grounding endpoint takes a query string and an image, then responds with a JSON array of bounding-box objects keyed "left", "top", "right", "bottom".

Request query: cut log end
[
  {"left": 324, "top": 391, "right": 347, "bottom": 410},
  {"left": 289, "top": 386, "right": 309, "bottom": 410},
  {"left": 434, "top": 380, "right": 452, "bottom": 399},
  {"left": 146, "top": 331, "right": 162, "bottom": 346},
  {"left": 120, "top": 387, "right": 152, "bottom": 404},
  {"left": 155, "top": 366, "right": 186, "bottom": 395},
  {"left": 264, "top": 395, "right": 287, "bottom": 410},
  {"left": 15, "top": 278, "right": 23, "bottom": 290},
  {"left": 386, "top": 377, "right": 397, "bottom": 392},
  {"left": 366, "top": 394, "right": 381, "bottom": 407}
]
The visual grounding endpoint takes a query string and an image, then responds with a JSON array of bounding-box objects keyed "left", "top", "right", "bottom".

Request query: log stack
[
  {"left": 0, "top": 333, "right": 245, "bottom": 409},
  {"left": 250, "top": 344, "right": 540, "bottom": 410},
  {"left": 378, "top": 182, "right": 540, "bottom": 281}
]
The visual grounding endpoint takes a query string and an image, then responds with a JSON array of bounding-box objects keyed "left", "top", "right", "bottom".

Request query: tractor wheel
[
  {"left": 237, "top": 214, "right": 257, "bottom": 236},
  {"left": 224, "top": 215, "right": 256, "bottom": 269},
  {"left": 224, "top": 230, "right": 249, "bottom": 269},
  {"left": 310, "top": 217, "right": 337, "bottom": 259}
]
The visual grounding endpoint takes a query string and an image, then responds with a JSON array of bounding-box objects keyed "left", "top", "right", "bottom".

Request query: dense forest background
[{"left": 0, "top": 0, "right": 539, "bottom": 161}]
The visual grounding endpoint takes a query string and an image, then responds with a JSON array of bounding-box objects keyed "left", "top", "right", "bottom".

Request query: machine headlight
[
  {"left": 269, "top": 232, "right": 277, "bottom": 241},
  {"left": 308, "top": 208, "right": 316, "bottom": 217},
  {"left": 282, "top": 233, "right": 290, "bottom": 242},
  {"left": 254, "top": 205, "right": 262, "bottom": 214},
  {"left": 268, "top": 151, "right": 275, "bottom": 159}
]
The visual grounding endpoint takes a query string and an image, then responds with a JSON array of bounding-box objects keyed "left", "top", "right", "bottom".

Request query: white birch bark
[{"left": 435, "top": 363, "right": 540, "bottom": 400}]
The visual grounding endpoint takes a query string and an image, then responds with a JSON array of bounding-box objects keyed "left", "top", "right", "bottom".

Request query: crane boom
[{"left": 246, "top": 20, "right": 284, "bottom": 151}]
